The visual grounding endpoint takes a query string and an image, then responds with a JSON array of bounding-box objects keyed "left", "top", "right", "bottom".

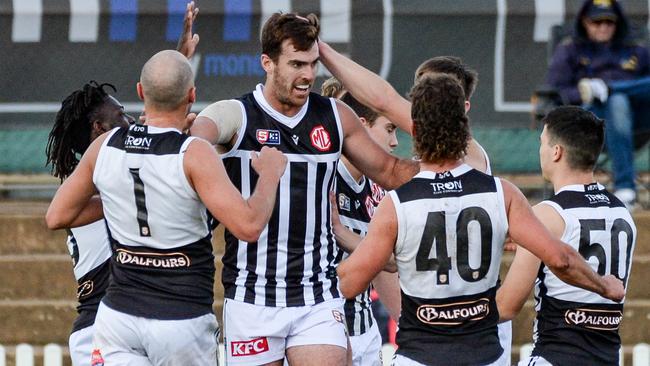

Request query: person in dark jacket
[{"left": 546, "top": 0, "right": 650, "bottom": 210}]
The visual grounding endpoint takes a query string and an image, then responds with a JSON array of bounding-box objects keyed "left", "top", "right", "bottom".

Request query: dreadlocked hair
[{"left": 46, "top": 81, "right": 116, "bottom": 181}]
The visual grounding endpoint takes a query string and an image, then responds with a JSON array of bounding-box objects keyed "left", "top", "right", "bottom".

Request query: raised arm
[
  {"left": 185, "top": 139, "right": 286, "bottom": 242},
  {"left": 338, "top": 100, "right": 419, "bottom": 190},
  {"left": 501, "top": 180, "right": 624, "bottom": 302},
  {"left": 337, "top": 196, "right": 398, "bottom": 299},
  {"left": 46, "top": 134, "right": 106, "bottom": 229},
  {"left": 319, "top": 40, "right": 413, "bottom": 133},
  {"left": 177, "top": 1, "right": 200, "bottom": 59}
]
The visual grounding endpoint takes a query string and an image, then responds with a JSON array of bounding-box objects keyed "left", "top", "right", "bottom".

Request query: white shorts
[
  {"left": 349, "top": 322, "right": 383, "bottom": 366},
  {"left": 498, "top": 321, "right": 512, "bottom": 366},
  {"left": 392, "top": 348, "right": 510, "bottom": 366},
  {"left": 92, "top": 302, "right": 220, "bottom": 366},
  {"left": 517, "top": 356, "right": 552, "bottom": 366},
  {"left": 223, "top": 298, "right": 348, "bottom": 365},
  {"left": 70, "top": 325, "right": 93, "bottom": 366}
]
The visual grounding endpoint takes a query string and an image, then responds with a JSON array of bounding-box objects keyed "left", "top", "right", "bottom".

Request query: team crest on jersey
[
  {"left": 77, "top": 280, "right": 94, "bottom": 299},
  {"left": 256, "top": 129, "right": 280, "bottom": 145},
  {"left": 365, "top": 196, "right": 377, "bottom": 218},
  {"left": 310, "top": 125, "right": 331, "bottom": 151},
  {"left": 564, "top": 308, "right": 622, "bottom": 331},
  {"left": 91, "top": 349, "right": 104, "bottom": 366},
  {"left": 339, "top": 193, "right": 351, "bottom": 211},
  {"left": 370, "top": 182, "right": 385, "bottom": 203},
  {"left": 416, "top": 298, "right": 490, "bottom": 325}
]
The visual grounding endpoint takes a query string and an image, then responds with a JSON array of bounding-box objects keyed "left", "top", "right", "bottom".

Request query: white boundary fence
[{"left": 0, "top": 343, "right": 648, "bottom": 366}]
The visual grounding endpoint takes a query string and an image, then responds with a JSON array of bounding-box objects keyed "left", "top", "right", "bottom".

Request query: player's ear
[
  {"left": 552, "top": 144, "right": 563, "bottom": 162},
  {"left": 136, "top": 82, "right": 145, "bottom": 101},
  {"left": 261, "top": 54, "right": 274, "bottom": 73},
  {"left": 359, "top": 117, "right": 369, "bottom": 127},
  {"left": 464, "top": 100, "right": 471, "bottom": 113},
  {"left": 188, "top": 87, "right": 196, "bottom": 104}
]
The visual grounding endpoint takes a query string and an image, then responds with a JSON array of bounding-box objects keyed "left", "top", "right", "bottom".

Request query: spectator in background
[{"left": 547, "top": 0, "right": 650, "bottom": 210}]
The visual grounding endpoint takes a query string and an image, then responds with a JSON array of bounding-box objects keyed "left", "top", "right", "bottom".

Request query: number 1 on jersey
[{"left": 129, "top": 168, "right": 151, "bottom": 237}]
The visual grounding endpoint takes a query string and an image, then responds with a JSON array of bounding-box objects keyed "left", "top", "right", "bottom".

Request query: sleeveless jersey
[
  {"left": 93, "top": 124, "right": 214, "bottom": 320},
  {"left": 335, "top": 162, "right": 385, "bottom": 336},
  {"left": 390, "top": 164, "right": 509, "bottom": 365},
  {"left": 531, "top": 183, "right": 636, "bottom": 365},
  {"left": 221, "top": 84, "right": 343, "bottom": 307},
  {"left": 67, "top": 219, "right": 111, "bottom": 332}
]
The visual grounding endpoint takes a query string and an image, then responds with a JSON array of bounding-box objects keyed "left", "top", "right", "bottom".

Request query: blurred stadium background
[{"left": 0, "top": 0, "right": 648, "bottom": 365}]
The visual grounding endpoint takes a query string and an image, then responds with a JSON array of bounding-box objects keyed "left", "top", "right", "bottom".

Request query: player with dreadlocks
[{"left": 46, "top": 80, "right": 133, "bottom": 366}]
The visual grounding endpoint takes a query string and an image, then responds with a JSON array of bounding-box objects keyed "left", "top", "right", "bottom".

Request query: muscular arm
[
  {"left": 497, "top": 203, "right": 565, "bottom": 321},
  {"left": 502, "top": 180, "right": 624, "bottom": 302},
  {"left": 320, "top": 41, "right": 489, "bottom": 173},
  {"left": 46, "top": 134, "right": 106, "bottom": 229},
  {"left": 319, "top": 40, "right": 412, "bottom": 133},
  {"left": 185, "top": 140, "right": 285, "bottom": 242},
  {"left": 337, "top": 196, "right": 397, "bottom": 299},
  {"left": 338, "top": 101, "right": 419, "bottom": 190},
  {"left": 190, "top": 100, "right": 242, "bottom": 147}
]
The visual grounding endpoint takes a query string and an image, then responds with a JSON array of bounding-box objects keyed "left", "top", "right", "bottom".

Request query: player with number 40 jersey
[{"left": 337, "top": 75, "right": 626, "bottom": 366}]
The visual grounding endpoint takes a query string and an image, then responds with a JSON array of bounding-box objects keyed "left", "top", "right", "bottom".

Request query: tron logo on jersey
[
  {"left": 416, "top": 298, "right": 490, "bottom": 325},
  {"left": 430, "top": 180, "right": 463, "bottom": 194},
  {"left": 339, "top": 193, "right": 351, "bottom": 211},
  {"left": 564, "top": 309, "right": 623, "bottom": 331},
  {"left": 77, "top": 280, "right": 94, "bottom": 299},
  {"left": 91, "top": 349, "right": 104, "bottom": 366},
  {"left": 256, "top": 129, "right": 280, "bottom": 145},
  {"left": 231, "top": 337, "right": 269, "bottom": 356},
  {"left": 310, "top": 125, "right": 331, "bottom": 151},
  {"left": 116, "top": 249, "right": 191, "bottom": 268},
  {"left": 586, "top": 194, "right": 610, "bottom": 205},
  {"left": 125, "top": 135, "right": 152, "bottom": 150}
]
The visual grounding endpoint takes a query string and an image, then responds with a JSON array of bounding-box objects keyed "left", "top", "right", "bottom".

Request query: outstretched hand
[{"left": 177, "top": 1, "right": 200, "bottom": 59}]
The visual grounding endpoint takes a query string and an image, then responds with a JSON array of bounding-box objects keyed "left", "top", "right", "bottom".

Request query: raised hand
[{"left": 177, "top": 1, "right": 200, "bottom": 59}]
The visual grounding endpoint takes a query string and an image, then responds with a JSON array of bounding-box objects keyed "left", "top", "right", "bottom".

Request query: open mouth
[{"left": 293, "top": 84, "right": 310, "bottom": 96}]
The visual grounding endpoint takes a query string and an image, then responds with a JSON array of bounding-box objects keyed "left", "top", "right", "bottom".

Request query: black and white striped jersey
[
  {"left": 531, "top": 183, "right": 636, "bottom": 365},
  {"left": 93, "top": 124, "right": 215, "bottom": 320},
  {"left": 67, "top": 219, "right": 111, "bottom": 332},
  {"left": 221, "top": 84, "right": 343, "bottom": 307},
  {"left": 335, "top": 162, "right": 385, "bottom": 336},
  {"left": 390, "top": 165, "right": 508, "bottom": 365}
]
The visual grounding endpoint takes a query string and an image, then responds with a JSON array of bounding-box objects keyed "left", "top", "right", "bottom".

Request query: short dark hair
[
  {"left": 543, "top": 106, "right": 605, "bottom": 171},
  {"left": 261, "top": 13, "right": 320, "bottom": 62},
  {"left": 415, "top": 56, "right": 478, "bottom": 100},
  {"left": 410, "top": 75, "right": 469, "bottom": 162}
]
